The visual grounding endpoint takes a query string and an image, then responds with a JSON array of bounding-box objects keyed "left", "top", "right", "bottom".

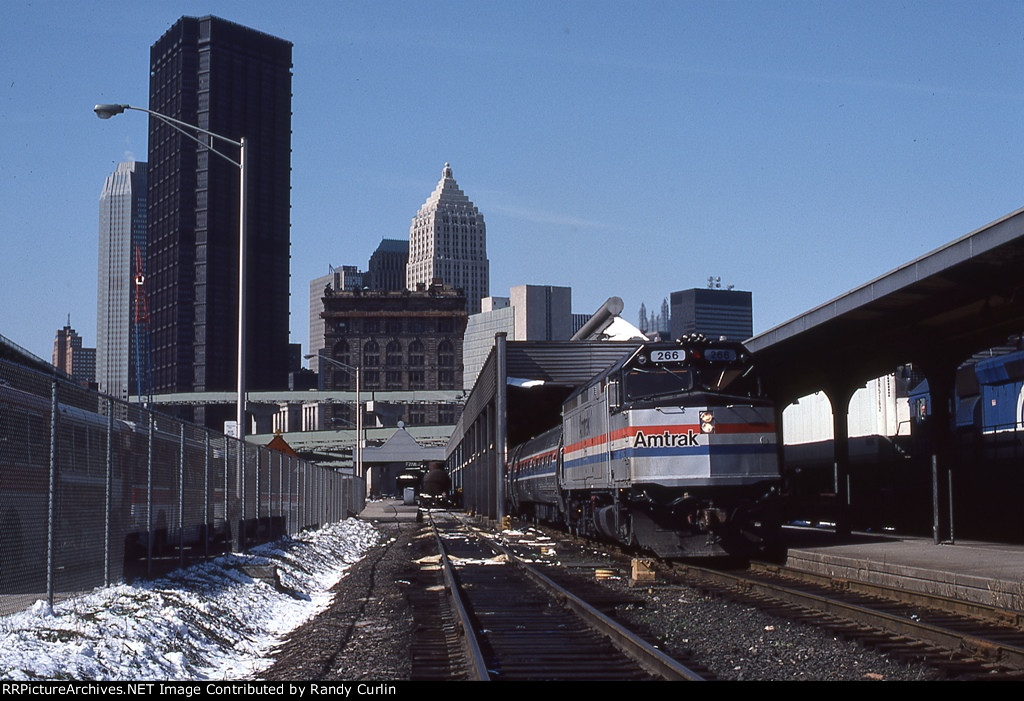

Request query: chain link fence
[{"left": 0, "top": 358, "right": 366, "bottom": 616}]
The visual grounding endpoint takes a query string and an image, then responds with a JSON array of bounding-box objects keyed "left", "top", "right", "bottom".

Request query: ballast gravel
[
  {"left": 264, "top": 518, "right": 942, "bottom": 681},
  {"left": 604, "top": 579, "right": 941, "bottom": 681}
]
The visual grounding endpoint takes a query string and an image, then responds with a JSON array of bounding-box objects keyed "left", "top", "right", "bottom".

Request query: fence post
[
  {"left": 255, "top": 447, "right": 261, "bottom": 542},
  {"left": 277, "top": 451, "right": 283, "bottom": 538},
  {"left": 46, "top": 379, "right": 57, "bottom": 608},
  {"left": 239, "top": 440, "right": 246, "bottom": 552},
  {"left": 224, "top": 437, "right": 230, "bottom": 553},
  {"left": 105, "top": 397, "right": 113, "bottom": 587},
  {"left": 147, "top": 411, "right": 154, "bottom": 579},
  {"left": 204, "top": 430, "right": 211, "bottom": 560},
  {"left": 284, "top": 455, "right": 291, "bottom": 536},
  {"left": 178, "top": 424, "right": 185, "bottom": 570}
]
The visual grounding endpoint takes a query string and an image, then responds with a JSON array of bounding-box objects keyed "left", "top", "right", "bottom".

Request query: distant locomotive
[
  {"left": 507, "top": 337, "right": 782, "bottom": 557},
  {"left": 418, "top": 461, "right": 455, "bottom": 508}
]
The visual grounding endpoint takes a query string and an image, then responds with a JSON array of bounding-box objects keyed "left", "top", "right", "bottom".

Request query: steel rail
[
  {"left": 677, "top": 562, "right": 1024, "bottom": 671},
  {"left": 429, "top": 514, "right": 491, "bottom": 681},
  {"left": 454, "top": 515, "right": 706, "bottom": 681}
]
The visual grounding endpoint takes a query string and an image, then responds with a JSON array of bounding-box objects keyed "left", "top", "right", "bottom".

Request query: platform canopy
[{"left": 747, "top": 206, "right": 1024, "bottom": 403}]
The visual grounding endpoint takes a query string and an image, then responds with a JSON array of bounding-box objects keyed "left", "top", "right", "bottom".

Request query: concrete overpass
[
  {"left": 148, "top": 388, "right": 463, "bottom": 465},
  {"left": 148, "top": 389, "right": 463, "bottom": 406},
  {"left": 747, "top": 205, "right": 1024, "bottom": 536}
]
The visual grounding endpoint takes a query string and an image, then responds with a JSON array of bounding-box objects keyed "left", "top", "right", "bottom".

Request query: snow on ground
[{"left": 0, "top": 518, "right": 382, "bottom": 681}]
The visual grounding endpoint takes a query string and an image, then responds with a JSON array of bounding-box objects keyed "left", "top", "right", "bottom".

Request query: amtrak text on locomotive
[{"left": 632, "top": 429, "right": 701, "bottom": 448}]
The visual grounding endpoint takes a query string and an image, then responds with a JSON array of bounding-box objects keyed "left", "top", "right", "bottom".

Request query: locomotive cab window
[
  {"left": 695, "top": 363, "right": 763, "bottom": 398},
  {"left": 624, "top": 366, "right": 694, "bottom": 401}
]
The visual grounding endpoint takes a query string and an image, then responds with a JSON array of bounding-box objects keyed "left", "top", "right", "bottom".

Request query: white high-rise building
[
  {"left": 406, "top": 163, "right": 489, "bottom": 314},
  {"left": 96, "top": 161, "right": 147, "bottom": 401}
]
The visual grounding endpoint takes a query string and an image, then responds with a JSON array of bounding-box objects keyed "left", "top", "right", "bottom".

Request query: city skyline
[{"left": 2, "top": 2, "right": 1023, "bottom": 364}]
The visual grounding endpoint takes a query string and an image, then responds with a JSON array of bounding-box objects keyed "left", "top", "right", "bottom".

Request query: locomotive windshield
[
  {"left": 622, "top": 343, "right": 765, "bottom": 403},
  {"left": 624, "top": 366, "right": 694, "bottom": 401}
]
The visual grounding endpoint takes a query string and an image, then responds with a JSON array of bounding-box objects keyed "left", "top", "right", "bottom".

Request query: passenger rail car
[
  {"left": 507, "top": 338, "right": 781, "bottom": 557},
  {"left": 0, "top": 381, "right": 234, "bottom": 567}
]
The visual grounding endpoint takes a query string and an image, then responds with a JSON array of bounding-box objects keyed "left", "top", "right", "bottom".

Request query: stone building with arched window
[{"left": 319, "top": 280, "right": 467, "bottom": 428}]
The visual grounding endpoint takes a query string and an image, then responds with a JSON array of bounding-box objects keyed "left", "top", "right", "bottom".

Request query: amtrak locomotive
[{"left": 507, "top": 337, "right": 782, "bottom": 557}]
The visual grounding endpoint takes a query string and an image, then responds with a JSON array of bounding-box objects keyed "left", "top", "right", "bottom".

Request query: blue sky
[{"left": 2, "top": 1, "right": 1023, "bottom": 362}]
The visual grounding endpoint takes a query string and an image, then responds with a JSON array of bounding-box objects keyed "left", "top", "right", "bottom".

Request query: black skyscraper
[
  {"left": 669, "top": 288, "right": 753, "bottom": 342},
  {"left": 147, "top": 16, "right": 292, "bottom": 421}
]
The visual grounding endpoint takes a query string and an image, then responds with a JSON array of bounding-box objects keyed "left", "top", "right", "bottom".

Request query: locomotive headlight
[{"left": 700, "top": 411, "right": 715, "bottom": 433}]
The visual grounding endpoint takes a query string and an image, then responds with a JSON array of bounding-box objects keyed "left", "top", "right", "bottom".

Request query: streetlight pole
[
  {"left": 305, "top": 353, "right": 362, "bottom": 478},
  {"left": 94, "top": 103, "right": 249, "bottom": 443}
]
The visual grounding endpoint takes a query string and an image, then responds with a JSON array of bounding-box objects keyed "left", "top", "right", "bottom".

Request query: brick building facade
[{"left": 320, "top": 281, "right": 467, "bottom": 427}]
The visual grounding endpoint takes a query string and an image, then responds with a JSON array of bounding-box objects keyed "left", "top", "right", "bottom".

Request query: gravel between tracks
[
  {"left": 262, "top": 521, "right": 427, "bottom": 681},
  {"left": 602, "top": 578, "right": 941, "bottom": 681},
  {"left": 528, "top": 530, "right": 943, "bottom": 681},
  {"left": 262, "top": 519, "right": 940, "bottom": 681}
]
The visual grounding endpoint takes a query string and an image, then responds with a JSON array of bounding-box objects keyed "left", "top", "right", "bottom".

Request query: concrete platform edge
[{"left": 785, "top": 547, "right": 1024, "bottom": 611}]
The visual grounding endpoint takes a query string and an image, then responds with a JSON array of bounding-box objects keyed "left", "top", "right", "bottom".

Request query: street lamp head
[{"left": 94, "top": 104, "right": 128, "bottom": 119}]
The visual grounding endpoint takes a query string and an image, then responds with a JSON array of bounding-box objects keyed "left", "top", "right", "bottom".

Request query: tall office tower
[
  {"left": 462, "top": 284, "right": 572, "bottom": 389},
  {"left": 367, "top": 238, "right": 409, "bottom": 291},
  {"left": 96, "top": 161, "right": 147, "bottom": 401},
  {"left": 509, "top": 284, "right": 572, "bottom": 342},
  {"left": 308, "top": 264, "right": 365, "bottom": 374},
  {"left": 669, "top": 288, "right": 753, "bottom": 341},
  {"left": 52, "top": 319, "right": 96, "bottom": 387},
  {"left": 406, "top": 163, "right": 489, "bottom": 314},
  {"left": 147, "top": 16, "right": 292, "bottom": 420}
]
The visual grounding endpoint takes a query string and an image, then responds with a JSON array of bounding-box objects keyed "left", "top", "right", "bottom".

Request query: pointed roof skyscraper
[{"left": 406, "top": 163, "right": 489, "bottom": 314}]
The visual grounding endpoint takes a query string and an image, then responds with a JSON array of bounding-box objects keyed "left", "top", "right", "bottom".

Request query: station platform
[
  {"left": 783, "top": 528, "right": 1024, "bottom": 611},
  {"left": 357, "top": 498, "right": 422, "bottom": 523}
]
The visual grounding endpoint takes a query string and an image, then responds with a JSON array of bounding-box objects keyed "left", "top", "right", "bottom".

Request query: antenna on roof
[{"left": 707, "top": 276, "right": 737, "bottom": 291}]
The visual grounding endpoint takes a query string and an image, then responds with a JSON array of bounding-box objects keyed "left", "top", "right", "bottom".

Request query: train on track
[
  {"left": 783, "top": 347, "right": 1024, "bottom": 538},
  {"left": 506, "top": 337, "right": 782, "bottom": 557},
  {"left": 0, "top": 379, "right": 234, "bottom": 568}
]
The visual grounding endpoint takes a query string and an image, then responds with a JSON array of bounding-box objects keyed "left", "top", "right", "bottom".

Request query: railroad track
[
  {"left": 479, "top": 518, "right": 1024, "bottom": 679},
  {"left": 663, "top": 559, "right": 1024, "bottom": 680},
  {"left": 420, "top": 511, "right": 706, "bottom": 681}
]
